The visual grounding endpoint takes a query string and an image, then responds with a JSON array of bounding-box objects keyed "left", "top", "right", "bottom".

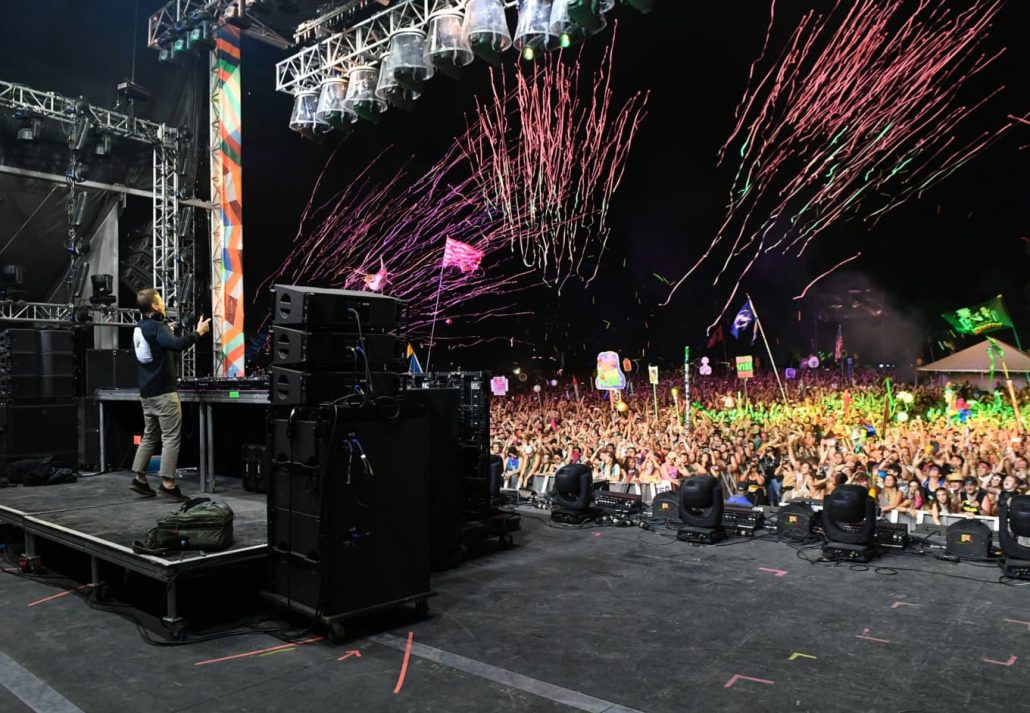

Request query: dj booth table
[{"left": 94, "top": 387, "right": 270, "bottom": 493}]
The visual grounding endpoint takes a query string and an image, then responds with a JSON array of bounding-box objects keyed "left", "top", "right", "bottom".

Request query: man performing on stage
[{"left": 129, "top": 288, "right": 210, "bottom": 501}]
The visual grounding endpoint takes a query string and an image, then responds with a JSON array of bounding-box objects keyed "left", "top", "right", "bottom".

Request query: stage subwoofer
[
  {"left": 775, "top": 502, "right": 819, "bottom": 543},
  {"left": 651, "top": 490, "right": 680, "bottom": 521},
  {"left": 946, "top": 519, "right": 992, "bottom": 559}
]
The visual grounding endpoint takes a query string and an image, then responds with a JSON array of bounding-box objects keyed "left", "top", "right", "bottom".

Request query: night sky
[{"left": 2, "top": 1, "right": 1027, "bottom": 375}]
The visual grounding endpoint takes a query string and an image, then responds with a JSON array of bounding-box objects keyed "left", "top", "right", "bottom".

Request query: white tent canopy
[{"left": 919, "top": 339, "right": 1030, "bottom": 388}]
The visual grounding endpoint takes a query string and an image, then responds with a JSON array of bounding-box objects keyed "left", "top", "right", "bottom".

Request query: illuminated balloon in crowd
[
  {"left": 699, "top": 356, "right": 712, "bottom": 376},
  {"left": 897, "top": 391, "right": 914, "bottom": 405},
  {"left": 595, "top": 351, "right": 627, "bottom": 391},
  {"left": 896, "top": 412, "right": 910, "bottom": 423},
  {"left": 533, "top": 384, "right": 542, "bottom": 393}
]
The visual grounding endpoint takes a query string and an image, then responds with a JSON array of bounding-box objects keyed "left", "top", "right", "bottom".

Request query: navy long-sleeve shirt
[{"left": 133, "top": 314, "right": 199, "bottom": 397}]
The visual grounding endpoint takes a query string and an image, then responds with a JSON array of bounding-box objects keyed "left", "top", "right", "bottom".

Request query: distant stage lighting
[
  {"left": 89, "top": 274, "right": 117, "bottom": 306},
  {"left": 624, "top": 0, "right": 653, "bottom": 12},
  {"left": 463, "top": 0, "right": 512, "bottom": 65},
  {"left": 343, "top": 65, "right": 387, "bottom": 123},
  {"left": 187, "top": 21, "right": 213, "bottom": 50},
  {"left": 821, "top": 484, "right": 878, "bottom": 562},
  {"left": 550, "top": 464, "right": 601, "bottom": 524},
  {"left": 566, "top": 0, "right": 608, "bottom": 34},
  {"left": 0, "top": 264, "right": 25, "bottom": 300},
  {"left": 388, "top": 28, "right": 434, "bottom": 93},
  {"left": 315, "top": 78, "right": 356, "bottom": 130},
  {"left": 999, "top": 496, "right": 1030, "bottom": 579},
  {"left": 515, "top": 0, "right": 557, "bottom": 55},
  {"left": 424, "top": 8, "right": 474, "bottom": 78},
  {"left": 93, "top": 135, "right": 112, "bottom": 156},
  {"left": 288, "top": 90, "right": 319, "bottom": 133},
  {"left": 70, "top": 192, "right": 88, "bottom": 227},
  {"left": 16, "top": 118, "right": 41, "bottom": 142},
  {"left": 676, "top": 475, "right": 726, "bottom": 544}
]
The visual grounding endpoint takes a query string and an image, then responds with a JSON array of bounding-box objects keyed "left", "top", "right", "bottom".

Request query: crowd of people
[{"left": 490, "top": 368, "right": 1030, "bottom": 524}]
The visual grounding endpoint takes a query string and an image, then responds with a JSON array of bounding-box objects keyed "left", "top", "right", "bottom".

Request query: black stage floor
[
  {"left": 2, "top": 505, "right": 1029, "bottom": 712},
  {"left": 0, "top": 472, "right": 267, "bottom": 567}
]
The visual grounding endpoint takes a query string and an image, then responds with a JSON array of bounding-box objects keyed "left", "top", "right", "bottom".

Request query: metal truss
[
  {"left": 0, "top": 81, "right": 174, "bottom": 146},
  {"left": 292, "top": 0, "right": 370, "bottom": 44},
  {"left": 0, "top": 301, "right": 142, "bottom": 327},
  {"left": 1, "top": 78, "right": 195, "bottom": 371},
  {"left": 147, "top": 0, "right": 290, "bottom": 51},
  {"left": 276, "top": 0, "right": 517, "bottom": 95}
]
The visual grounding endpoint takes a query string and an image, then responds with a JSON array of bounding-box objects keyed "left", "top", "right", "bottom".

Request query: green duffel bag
[{"left": 133, "top": 498, "right": 235, "bottom": 556}]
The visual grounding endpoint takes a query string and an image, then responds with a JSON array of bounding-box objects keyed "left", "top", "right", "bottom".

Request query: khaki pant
[{"left": 131, "top": 392, "right": 182, "bottom": 482}]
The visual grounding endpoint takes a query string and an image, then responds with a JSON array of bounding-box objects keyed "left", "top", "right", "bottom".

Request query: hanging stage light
[
  {"left": 315, "top": 77, "right": 356, "bottom": 130},
  {"left": 288, "top": 90, "right": 319, "bottom": 133},
  {"left": 514, "top": 0, "right": 556, "bottom": 59},
  {"left": 424, "top": 7, "right": 474, "bottom": 79},
  {"left": 375, "top": 51, "right": 418, "bottom": 111},
  {"left": 462, "top": 0, "right": 512, "bottom": 65},
  {"left": 566, "top": 0, "right": 608, "bottom": 34},
  {"left": 16, "top": 117, "right": 41, "bottom": 142},
  {"left": 71, "top": 192, "right": 88, "bottom": 227},
  {"left": 343, "top": 65, "right": 387, "bottom": 123},
  {"left": 93, "top": 134, "right": 112, "bottom": 157},
  {"left": 549, "top": 0, "right": 606, "bottom": 48},
  {"left": 388, "top": 28, "right": 434, "bottom": 93},
  {"left": 624, "top": 0, "right": 653, "bottom": 12}
]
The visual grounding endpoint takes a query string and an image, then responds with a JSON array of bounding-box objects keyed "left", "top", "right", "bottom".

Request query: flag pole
[
  {"left": 1010, "top": 325, "right": 1030, "bottom": 384},
  {"left": 991, "top": 339, "right": 1026, "bottom": 433},
  {"left": 746, "top": 293, "right": 789, "bottom": 406},
  {"left": 425, "top": 262, "right": 446, "bottom": 373}
]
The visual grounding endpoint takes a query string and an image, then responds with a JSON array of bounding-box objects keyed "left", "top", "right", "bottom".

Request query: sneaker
[
  {"left": 130, "top": 479, "right": 156, "bottom": 497},
  {"left": 157, "top": 484, "right": 190, "bottom": 503}
]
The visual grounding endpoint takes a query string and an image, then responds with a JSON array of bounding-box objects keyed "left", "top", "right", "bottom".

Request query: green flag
[{"left": 941, "top": 295, "right": 1013, "bottom": 336}]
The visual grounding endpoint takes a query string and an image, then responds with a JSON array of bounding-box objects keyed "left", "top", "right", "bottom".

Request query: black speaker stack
[
  {"left": 409, "top": 371, "right": 520, "bottom": 566},
  {"left": 0, "top": 328, "right": 79, "bottom": 474},
  {"left": 263, "top": 285, "right": 432, "bottom": 634},
  {"left": 268, "top": 285, "right": 407, "bottom": 407}
]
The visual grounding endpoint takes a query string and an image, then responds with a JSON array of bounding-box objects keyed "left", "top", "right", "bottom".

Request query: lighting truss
[
  {"left": 0, "top": 79, "right": 194, "bottom": 372},
  {"left": 0, "top": 301, "right": 142, "bottom": 327},
  {"left": 0, "top": 81, "right": 174, "bottom": 147},
  {"left": 147, "top": 0, "right": 291, "bottom": 51},
  {"left": 275, "top": 0, "right": 518, "bottom": 95}
]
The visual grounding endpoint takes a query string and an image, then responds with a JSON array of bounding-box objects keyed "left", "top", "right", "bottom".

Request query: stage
[
  {"left": 0, "top": 471, "right": 267, "bottom": 631},
  {"left": 2, "top": 504, "right": 1027, "bottom": 712}
]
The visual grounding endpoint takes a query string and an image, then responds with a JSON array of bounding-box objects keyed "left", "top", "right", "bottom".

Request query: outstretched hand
[{"left": 196, "top": 314, "right": 211, "bottom": 337}]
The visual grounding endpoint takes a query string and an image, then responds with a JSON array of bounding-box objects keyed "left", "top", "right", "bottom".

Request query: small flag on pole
[
  {"left": 706, "top": 324, "right": 724, "bottom": 349},
  {"left": 834, "top": 324, "right": 844, "bottom": 360},
  {"left": 442, "top": 238, "right": 484, "bottom": 273},
  {"left": 731, "top": 300, "right": 754, "bottom": 340},
  {"left": 406, "top": 343, "right": 423, "bottom": 375},
  {"left": 363, "top": 259, "right": 389, "bottom": 292}
]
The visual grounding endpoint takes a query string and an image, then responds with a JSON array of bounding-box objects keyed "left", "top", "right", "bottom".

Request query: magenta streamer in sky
[
  {"left": 664, "top": 0, "right": 1027, "bottom": 331},
  {"left": 270, "top": 37, "right": 647, "bottom": 342},
  {"left": 464, "top": 33, "right": 649, "bottom": 292}
]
